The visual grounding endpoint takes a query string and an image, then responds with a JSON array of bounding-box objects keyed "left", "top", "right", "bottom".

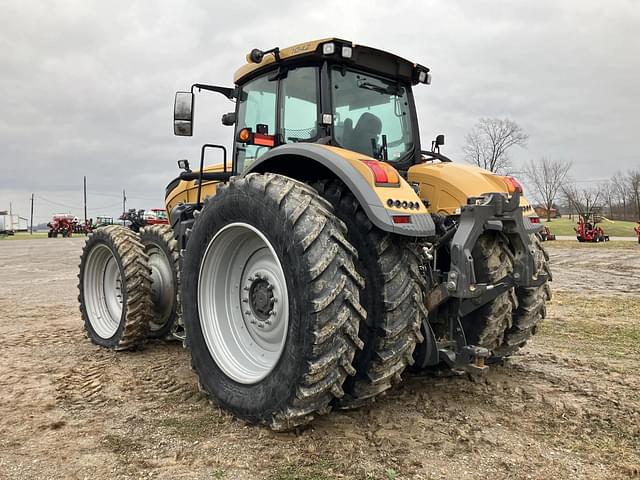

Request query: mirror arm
[{"left": 191, "top": 83, "right": 235, "bottom": 100}]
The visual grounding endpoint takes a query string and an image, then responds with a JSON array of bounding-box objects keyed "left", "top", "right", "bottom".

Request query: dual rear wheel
[{"left": 78, "top": 174, "right": 549, "bottom": 430}]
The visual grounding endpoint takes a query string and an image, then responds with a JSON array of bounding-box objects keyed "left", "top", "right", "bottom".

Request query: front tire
[{"left": 182, "top": 173, "right": 365, "bottom": 430}]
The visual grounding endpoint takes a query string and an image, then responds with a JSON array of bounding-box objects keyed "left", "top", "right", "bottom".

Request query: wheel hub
[{"left": 247, "top": 275, "right": 275, "bottom": 321}]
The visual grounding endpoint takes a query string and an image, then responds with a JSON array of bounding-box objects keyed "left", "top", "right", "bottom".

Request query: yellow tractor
[{"left": 78, "top": 39, "right": 551, "bottom": 430}]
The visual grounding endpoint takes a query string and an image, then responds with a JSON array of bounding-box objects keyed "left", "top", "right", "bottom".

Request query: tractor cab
[{"left": 173, "top": 39, "right": 431, "bottom": 178}]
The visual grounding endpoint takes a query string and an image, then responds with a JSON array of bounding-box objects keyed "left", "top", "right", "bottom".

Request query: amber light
[
  {"left": 361, "top": 160, "right": 400, "bottom": 186},
  {"left": 238, "top": 128, "right": 251, "bottom": 142}
]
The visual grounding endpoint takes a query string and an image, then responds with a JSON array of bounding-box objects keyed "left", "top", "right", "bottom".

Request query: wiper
[{"left": 358, "top": 81, "right": 400, "bottom": 96}]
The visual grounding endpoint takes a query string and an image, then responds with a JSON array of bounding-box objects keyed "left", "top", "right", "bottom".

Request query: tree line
[{"left": 463, "top": 118, "right": 639, "bottom": 222}]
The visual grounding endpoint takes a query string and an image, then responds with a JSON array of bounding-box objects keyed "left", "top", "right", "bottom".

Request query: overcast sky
[{"left": 1, "top": 0, "right": 639, "bottom": 224}]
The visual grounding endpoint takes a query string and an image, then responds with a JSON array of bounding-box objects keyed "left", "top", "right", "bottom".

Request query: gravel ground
[{"left": 0, "top": 238, "right": 638, "bottom": 480}]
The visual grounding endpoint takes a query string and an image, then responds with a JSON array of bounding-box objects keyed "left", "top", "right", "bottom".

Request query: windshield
[{"left": 331, "top": 68, "right": 414, "bottom": 161}]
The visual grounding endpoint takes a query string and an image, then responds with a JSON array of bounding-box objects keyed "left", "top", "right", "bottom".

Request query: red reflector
[
  {"left": 361, "top": 160, "right": 388, "bottom": 184},
  {"left": 392, "top": 215, "right": 412, "bottom": 224},
  {"left": 253, "top": 133, "right": 275, "bottom": 147},
  {"left": 529, "top": 216, "right": 541, "bottom": 224}
]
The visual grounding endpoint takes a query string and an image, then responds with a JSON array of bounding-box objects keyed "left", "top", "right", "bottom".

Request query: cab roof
[{"left": 233, "top": 38, "right": 429, "bottom": 86}]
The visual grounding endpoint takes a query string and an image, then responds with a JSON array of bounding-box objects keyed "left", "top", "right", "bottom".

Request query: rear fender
[{"left": 246, "top": 144, "right": 436, "bottom": 237}]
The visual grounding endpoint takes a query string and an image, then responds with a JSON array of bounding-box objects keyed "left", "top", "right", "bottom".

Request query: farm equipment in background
[
  {"left": 575, "top": 213, "right": 609, "bottom": 242},
  {"left": 93, "top": 216, "right": 114, "bottom": 229},
  {"left": 120, "top": 208, "right": 168, "bottom": 232},
  {"left": 539, "top": 224, "right": 556, "bottom": 241},
  {"left": 635, "top": 222, "right": 640, "bottom": 244},
  {"left": 77, "top": 38, "right": 551, "bottom": 431},
  {"left": 47, "top": 214, "right": 91, "bottom": 238}
]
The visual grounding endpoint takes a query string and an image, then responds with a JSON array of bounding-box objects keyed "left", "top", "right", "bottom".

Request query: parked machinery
[
  {"left": 575, "top": 213, "right": 610, "bottom": 242},
  {"left": 78, "top": 39, "right": 551, "bottom": 430},
  {"left": 120, "top": 208, "right": 169, "bottom": 232},
  {"left": 539, "top": 225, "right": 556, "bottom": 241},
  {"left": 48, "top": 214, "right": 91, "bottom": 237}
]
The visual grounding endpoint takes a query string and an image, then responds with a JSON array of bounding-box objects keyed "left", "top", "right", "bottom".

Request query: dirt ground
[{"left": 0, "top": 238, "right": 638, "bottom": 480}]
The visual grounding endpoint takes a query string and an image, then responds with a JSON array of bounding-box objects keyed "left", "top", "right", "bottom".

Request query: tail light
[
  {"left": 361, "top": 160, "right": 400, "bottom": 187},
  {"left": 529, "top": 216, "right": 541, "bottom": 224},
  {"left": 502, "top": 175, "right": 523, "bottom": 194}
]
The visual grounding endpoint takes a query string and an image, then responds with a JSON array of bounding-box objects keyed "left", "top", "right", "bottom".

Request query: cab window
[
  {"left": 235, "top": 74, "right": 277, "bottom": 172},
  {"left": 280, "top": 67, "right": 319, "bottom": 143}
]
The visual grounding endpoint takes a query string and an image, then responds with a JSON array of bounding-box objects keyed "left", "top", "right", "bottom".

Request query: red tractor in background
[
  {"left": 575, "top": 213, "right": 610, "bottom": 242},
  {"left": 47, "top": 214, "right": 91, "bottom": 237},
  {"left": 540, "top": 225, "right": 556, "bottom": 241}
]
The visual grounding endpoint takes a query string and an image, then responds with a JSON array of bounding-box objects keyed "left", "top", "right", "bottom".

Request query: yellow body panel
[
  {"left": 407, "top": 162, "right": 534, "bottom": 215},
  {"left": 234, "top": 38, "right": 333, "bottom": 84},
  {"left": 165, "top": 164, "right": 226, "bottom": 219},
  {"left": 319, "top": 145, "right": 426, "bottom": 214}
]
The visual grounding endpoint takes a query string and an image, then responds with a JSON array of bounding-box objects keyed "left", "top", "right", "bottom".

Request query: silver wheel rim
[
  {"left": 83, "top": 244, "right": 123, "bottom": 339},
  {"left": 147, "top": 244, "right": 175, "bottom": 331},
  {"left": 198, "top": 222, "right": 289, "bottom": 384}
]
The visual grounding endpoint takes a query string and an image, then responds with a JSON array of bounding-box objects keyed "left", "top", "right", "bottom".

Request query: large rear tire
[
  {"left": 492, "top": 234, "right": 551, "bottom": 358},
  {"left": 139, "top": 224, "right": 180, "bottom": 339},
  {"left": 312, "top": 179, "right": 426, "bottom": 408},
  {"left": 182, "top": 173, "right": 365, "bottom": 430},
  {"left": 78, "top": 225, "right": 152, "bottom": 350},
  {"left": 461, "top": 233, "right": 551, "bottom": 359},
  {"left": 460, "top": 233, "right": 516, "bottom": 352}
]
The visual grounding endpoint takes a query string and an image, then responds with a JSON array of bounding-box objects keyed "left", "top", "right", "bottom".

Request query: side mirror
[
  {"left": 177, "top": 159, "right": 191, "bottom": 172},
  {"left": 221, "top": 112, "right": 236, "bottom": 126},
  {"left": 435, "top": 134, "right": 445, "bottom": 146},
  {"left": 174, "top": 92, "right": 194, "bottom": 136}
]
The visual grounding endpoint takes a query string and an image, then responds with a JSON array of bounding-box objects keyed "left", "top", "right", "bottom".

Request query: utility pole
[
  {"left": 83, "top": 176, "right": 87, "bottom": 225},
  {"left": 30, "top": 194, "right": 34, "bottom": 235},
  {"left": 9, "top": 201, "right": 13, "bottom": 232},
  {"left": 122, "top": 189, "right": 126, "bottom": 225}
]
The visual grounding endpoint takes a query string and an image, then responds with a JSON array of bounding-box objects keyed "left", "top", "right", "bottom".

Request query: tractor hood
[{"left": 407, "top": 162, "right": 534, "bottom": 215}]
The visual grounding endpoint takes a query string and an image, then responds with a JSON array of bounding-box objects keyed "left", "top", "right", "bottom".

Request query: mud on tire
[
  {"left": 78, "top": 225, "right": 152, "bottom": 350},
  {"left": 492, "top": 234, "right": 552, "bottom": 358},
  {"left": 139, "top": 224, "right": 181, "bottom": 339},
  {"left": 460, "top": 233, "right": 516, "bottom": 352},
  {"left": 461, "top": 232, "right": 551, "bottom": 359},
  {"left": 313, "top": 179, "right": 426, "bottom": 408},
  {"left": 182, "top": 173, "right": 365, "bottom": 431}
]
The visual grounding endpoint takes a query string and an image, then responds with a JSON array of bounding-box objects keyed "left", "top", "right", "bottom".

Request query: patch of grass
[
  {"left": 157, "top": 413, "right": 225, "bottom": 441},
  {"left": 544, "top": 240, "right": 638, "bottom": 250},
  {"left": 539, "top": 293, "right": 640, "bottom": 359},
  {"left": 269, "top": 460, "right": 336, "bottom": 480},
  {"left": 0, "top": 232, "right": 50, "bottom": 240},
  {"left": 542, "top": 217, "right": 637, "bottom": 237}
]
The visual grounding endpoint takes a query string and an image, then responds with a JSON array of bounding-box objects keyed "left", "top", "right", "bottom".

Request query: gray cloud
[{"left": 1, "top": 0, "right": 638, "bottom": 223}]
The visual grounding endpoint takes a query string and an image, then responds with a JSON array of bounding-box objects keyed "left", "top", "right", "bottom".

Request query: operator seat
[{"left": 345, "top": 112, "right": 382, "bottom": 157}]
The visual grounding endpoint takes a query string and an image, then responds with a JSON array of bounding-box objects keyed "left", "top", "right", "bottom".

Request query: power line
[{"left": 35, "top": 195, "right": 76, "bottom": 210}]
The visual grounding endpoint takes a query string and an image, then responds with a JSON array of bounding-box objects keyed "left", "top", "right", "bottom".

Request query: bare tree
[
  {"left": 523, "top": 157, "right": 572, "bottom": 221},
  {"left": 463, "top": 118, "right": 528, "bottom": 173},
  {"left": 629, "top": 169, "right": 640, "bottom": 220},
  {"left": 562, "top": 183, "right": 603, "bottom": 222},
  {"left": 600, "top": 181, "right": 615, "bottom": 218},
  {"left": 611, "top": 172, "right": 630, "bottom": 220}
]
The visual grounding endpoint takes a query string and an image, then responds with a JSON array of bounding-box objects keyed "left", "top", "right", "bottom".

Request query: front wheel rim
[
  {"left": 198, "top": 222, "right": 289, "bottom": 385},
  {"left": 83, "top": 244, "right": 123, "bottom": 339}
]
